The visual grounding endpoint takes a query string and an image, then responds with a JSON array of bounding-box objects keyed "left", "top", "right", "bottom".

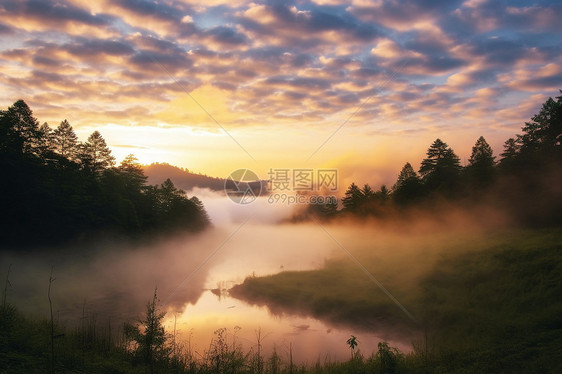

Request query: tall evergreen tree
[
  {"left": 36, "top": 122, "right": 53, "bottom": 157},
  {"left": 466, "top": 136, "right": 496, "bottom": 187},
  {"left": 419, "top": 138, "right": 461, "bottom": 192},
  {"left": 0, "top": 99, "right": 40, "bottom": 155},
  {"left": 362, "top": 184, "right": 375, "bottom": 200},
  {"left": 342, "top": 183, "right": 363, "bottom": 212},
  {"left": 52, "top": 120, "right": 78, "bottom": 160},
  {"left": 118, "top": 154, "right": 147, "bottom": 191},
  {"left": 518, "top": 92, "right": 562, "bottom": 153},
  {"left": 190, "top": 196, "right": 211, "bottom": 226},
  {"left": 468, "top": 136, "right": 495, "bottom": 168},
  {"left": 392, "top": 163, "right": 418, "bottom": 191},
  {"left": 374, "top": 185, "right": 390, "bottom": 203},
  {"left": 499, "top": 138, "right": 520, "bottom": 163},
  {"left": 80, "top": 131, "right": 115, "bottom": 173},
  {"left": 392, "top": 163, "right": 424, "bottom": 205}
]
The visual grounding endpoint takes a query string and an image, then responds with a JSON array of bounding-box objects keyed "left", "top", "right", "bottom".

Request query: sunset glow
[{"left": 1, "top": 0, "right": 561, "bottom": 182}]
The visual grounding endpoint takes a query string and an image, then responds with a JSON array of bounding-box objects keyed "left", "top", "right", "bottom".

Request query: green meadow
[{"left": 231, "top": 227, "right": 562, "bottom": 373}]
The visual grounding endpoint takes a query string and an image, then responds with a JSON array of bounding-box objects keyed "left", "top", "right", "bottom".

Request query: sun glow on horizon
[{"left": 1, "top": 0, "right": 560, "bottom": 184}]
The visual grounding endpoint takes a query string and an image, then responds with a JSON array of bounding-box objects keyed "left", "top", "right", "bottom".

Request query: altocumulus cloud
[{"left": 0, "top": 0, "right": 561, "bottom": 138}]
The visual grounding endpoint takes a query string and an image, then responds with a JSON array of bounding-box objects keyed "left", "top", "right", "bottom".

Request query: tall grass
[
  {"left": 1, "top": 228, "right": 561, "bottom": 373},
  {"left": 0, "top": 307, "right": 412, "bottom": 373},
  {"left": 232, "top": 228, "right": 562, "bottom": 373}
]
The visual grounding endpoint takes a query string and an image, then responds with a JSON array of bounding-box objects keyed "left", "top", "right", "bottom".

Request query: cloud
[
  {"left": 129, "top": 49, "right": 193, "bottom": 74},
  {"left": 349, "top": 0, "right": 462, "bottom": 30},
  {"left": 453, "top": 0, "right": 562, "bottom": 33},
  {"left": 237, "top": 2, "right": 382, "bottom": 51},
  {"left": 64, "top": 37, "right": 136, "bottom": 57},
  {"left": 205, "top": 25, "right": 249, "bottom": 46},
  {"left": 0, "top": 22, "right": 14, "bottom": 34},
  {"left": 500, "top": 63, "right": 562, "bottom": 92},
  {"left": 0, "top": 0, "right": 116, "bottom": 36},
  {"left": 0, "top": 0, "right": 561, "bottom": 168}
]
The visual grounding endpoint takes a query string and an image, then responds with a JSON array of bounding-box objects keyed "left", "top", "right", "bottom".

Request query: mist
[
  {"left": 0, "top": 191, "right": 330, "bottom": 322},
  {"left": 0, "top": 189, "right": 519, "bottom": 362}
]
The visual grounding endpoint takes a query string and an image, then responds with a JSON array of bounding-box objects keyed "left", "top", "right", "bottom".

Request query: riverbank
[{"left": 231, "top": 227, "right": 562, "bottom": 373}]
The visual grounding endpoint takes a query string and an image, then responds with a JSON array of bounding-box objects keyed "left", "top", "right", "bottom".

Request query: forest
[
  {"left": 0, "top": 100, "right": 210, "bottom": 249},
  {"left": 303, "top": 91, "right": 562, "bottom": 226},
  {"left": 1, "top": 93, "right": 561, "bottom": 373}
]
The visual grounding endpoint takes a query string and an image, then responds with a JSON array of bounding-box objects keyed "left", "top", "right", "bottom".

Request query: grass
[
  {"left": 1, "top": 228, "right": 561, "bottom": 373},
  {"left": 231, "top": 227, "right": 562, "bottom": 373},
  {"left": 0, "top": 303, "right": 413, "bottom": 373}
]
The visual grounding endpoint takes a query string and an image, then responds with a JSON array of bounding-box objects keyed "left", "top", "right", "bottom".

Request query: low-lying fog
[{"left": 0, "top": 188, "right": 507, "bottom": 362}]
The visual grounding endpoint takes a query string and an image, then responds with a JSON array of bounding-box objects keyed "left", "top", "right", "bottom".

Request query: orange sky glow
[{"left": 1, "top": 0, "right": 561, "bottom": 187}]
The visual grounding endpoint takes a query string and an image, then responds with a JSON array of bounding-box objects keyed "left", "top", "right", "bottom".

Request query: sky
[{"left": 1, "top": 0, "right": 561, "bottom": 188}]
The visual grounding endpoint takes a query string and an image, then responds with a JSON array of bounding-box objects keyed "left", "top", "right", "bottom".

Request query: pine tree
[
  {"left": 419, "top": 138, "right": 461, "bottom": 192},
  {"left": 392, "top": 162, "right": 418, "bottom": 192},
  {"left": 190, "top": 196, "right": 211, "bottom": 226},
  {"left": 124, "top": 289, "right": 170, "bottom": 373},
  {"left": 466, "top": 136, "right": 496, "bottom": 187},
  {"left": 362, "top": 184, "right": 374, "bottom": 200},
  {"left": 80, "top": 131, "right": 115, "bottom": 173},
  {"left": 0, "top": 100, "right": 41, "bottom": 155},
  {"left": 374, "top": 185, "right": 390, "bottom": 203},
  {"left": 500, "top": 137, "right": 520, "bottom": 162},
  {"left": 118, "top": 154, "right": 147, "bottom": 191},
  {"left": 392, "top": 163, "right": 424, "bottom": 205},
  {"left": 468, "top": 136, "right": 495, "bottom": 168},
  {"left": 519, "top": 92, "right": 562, "bottom": 152},
  {"left": 52, "top": 120, "right": 78, "bottom": 160},
  {"left": 341, "top": 183, "right": 364, "bottom": 212},
  {"left": 36, "top": 122, "right": 53, "bottom": 157}
]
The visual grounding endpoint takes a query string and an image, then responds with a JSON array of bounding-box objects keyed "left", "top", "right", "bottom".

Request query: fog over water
[{"left": 1, "top": 189, "right": 504, "bottom": 361}]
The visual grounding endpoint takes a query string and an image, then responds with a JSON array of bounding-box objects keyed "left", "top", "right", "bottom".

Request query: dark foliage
[
  {"left": 330, "top": 91, "right": 562, "bottom": 226},
  {"left": 0, "top": 100, "right": 210, "bottom": 249}
]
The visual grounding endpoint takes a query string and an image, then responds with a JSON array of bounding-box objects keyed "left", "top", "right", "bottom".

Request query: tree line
[
  {"left": 308, "top": 91, "right": 562, "bottom": 226},
  {"left": 0, "top": 100, "right": 210, "bottom": 249}
]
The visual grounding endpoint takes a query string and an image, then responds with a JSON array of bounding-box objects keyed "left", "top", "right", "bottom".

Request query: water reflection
[
  {"left": 167, "top": 290, "right": 409, "bottom": 364},
  {"left": 1, "top": 194, "right": 426, "bottom": 363}
]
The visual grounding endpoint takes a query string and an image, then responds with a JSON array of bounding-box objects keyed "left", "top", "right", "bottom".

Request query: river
[{"left": 0, "top": 194, "right": 414, "bottom": 363}]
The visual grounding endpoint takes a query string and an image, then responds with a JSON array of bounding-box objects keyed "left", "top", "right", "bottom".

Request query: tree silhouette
[
  {"left": 305, "top": 198, "right": 338, "bottom": 219},
  {"left": 393, "top": 162, "right": 417, "bottom": 191},
  {"left": 190, "top": 196, "right": 211, "bottom": 226},
  {"left": 519, "top": 92, "right": 562, "bottom": 153},
  {"left": 468, "top": 136, "right": 495, "bottom": 168},
  {"left": 342, "top": 183, "right": 363, "bottom": 212},
  {"left": 392, "top": 163, "right": 424, "bottom": 205},
  {"left": 124, "top": 289, "right": 170, "bottom": 373},
  {"left": 499, "top": 138, "right": 519, "bottom": 163},
  {"left": 52, "top": 120, "right": 78, "bottom": 160},
  {"left": 118, "top": 154, "right": 148, "bottom": 191},
  {"left": 419, "top": 138, "right": 461, "bottom": 193},
  {"left": 362, "top": 184, "right": 374, "bottom": 199},
  {"left": 0, "top": 99, "right": 40, "bottom": 155},
  {"left": 465, "top": 136, "right": 496, "bottom": 187},
  {"left": 374, "top": 185, "right": 390, "bottom": 203},
  {"left": 0, "top": 100, "right": 211, "bottom": 248},
  {"left": 36, "top": 122, "right": 53, "bottom": 157},
  {"left": 80, "top": 130, "right": 115, "bottom": 174}
]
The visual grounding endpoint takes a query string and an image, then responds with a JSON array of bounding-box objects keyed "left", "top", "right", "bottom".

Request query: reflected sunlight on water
[{"left": 165, "top": 290, "right": 409, "bottom": 364}]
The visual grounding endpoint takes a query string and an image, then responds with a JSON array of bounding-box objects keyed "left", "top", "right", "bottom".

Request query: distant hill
[
  {"left": 143, "top": 163, "right": 227, "bottom": 191},
  {"left": 143, "top": 163, "right": 267, "bottom": 194}
]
